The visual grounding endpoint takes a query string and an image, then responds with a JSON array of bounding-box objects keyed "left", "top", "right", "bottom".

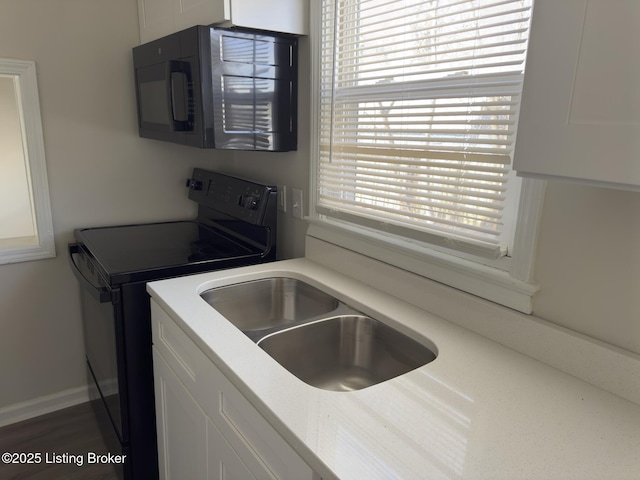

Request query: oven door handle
[{"left": 68, "top": 243, "right": 113, "bottom": 304}]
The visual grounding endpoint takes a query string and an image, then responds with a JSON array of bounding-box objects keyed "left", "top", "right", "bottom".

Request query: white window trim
[
  {"left": 308, "top": 1, "right": 545, "bottom": 314},
  {"left": 0, "top": 59, "right": 55, "bottom": 264}
]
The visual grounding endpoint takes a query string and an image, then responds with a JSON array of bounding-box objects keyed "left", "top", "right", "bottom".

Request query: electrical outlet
[
  {"left": 292, "top": 188, "right": 304, "bottom": 219},
  {"left": 278, "top": 185, "right": 287, "bottom": 212}
]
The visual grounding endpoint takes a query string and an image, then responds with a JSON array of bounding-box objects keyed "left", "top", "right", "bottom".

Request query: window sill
[
  {"left": 306, "top": 219, "right": 539, "bottom": 314},
  {"left": 0, "top": 235, "right": 56, "bottom": 265}
]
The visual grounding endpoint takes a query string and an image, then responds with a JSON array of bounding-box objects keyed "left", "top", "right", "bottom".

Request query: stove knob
[
  {"left": 240, "top": 195, "right": 259, "bottom": 210},
  {"left": 186, "top": 179, "right": 203, "bottom": 191}
]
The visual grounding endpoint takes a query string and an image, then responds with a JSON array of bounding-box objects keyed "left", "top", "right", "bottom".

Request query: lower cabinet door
[
  {"left": 207, "top": 419, "right": 257, "bottom": 480},
  {"left": 152, "top": 307, "right": 320, "bottom": 480},
  {"left": 154, "top": 350, "right": 208, "bottom": 480}
]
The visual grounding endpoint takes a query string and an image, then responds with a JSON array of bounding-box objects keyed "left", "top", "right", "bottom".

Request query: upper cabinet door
[
  {"left": 513, "top": 0, "right": 640, "bottom": 191},
  {"left": 137, "top": 0, "right": 176, "bottom": 44},
  {"left": 224, "top": 0, "right": 308, "bottom": 36},
  {"left": 173, "top": 0, "right": 225, "bottom": 33},
  {"left": 138, "top": 0, "right": 308, "bottom": 44}
]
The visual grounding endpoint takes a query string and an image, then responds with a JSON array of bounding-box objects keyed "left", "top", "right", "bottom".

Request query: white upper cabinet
[
  {"left": 137, "top": 0, "right": 308, "bottom": 43},
  {"left": 513, "top": 0, "right": 640, "bottom": 190}
]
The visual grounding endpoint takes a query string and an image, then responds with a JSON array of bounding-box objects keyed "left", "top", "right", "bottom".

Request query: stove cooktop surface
[{"left": 75, "top": 221, "right": 256, "bottom": 284}]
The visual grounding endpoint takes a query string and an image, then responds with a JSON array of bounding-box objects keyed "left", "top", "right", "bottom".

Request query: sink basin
[
  {"left": 203, "top": 277, "right": 438, "bottom": 390},
  {"left": 258, "top": 315, "right": 437, "bottom": 391},
  {"left": 200, "top": 277, "right": 339, "bottom": 332}
]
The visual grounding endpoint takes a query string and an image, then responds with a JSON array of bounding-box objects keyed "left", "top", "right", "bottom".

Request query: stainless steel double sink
[{"left": 200, "top": 277, "right": 437, "bottom": 391}]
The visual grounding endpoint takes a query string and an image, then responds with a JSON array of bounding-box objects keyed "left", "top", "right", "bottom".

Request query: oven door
[{"left": 69, "top": 244, "right": 127, "bottom": 447}]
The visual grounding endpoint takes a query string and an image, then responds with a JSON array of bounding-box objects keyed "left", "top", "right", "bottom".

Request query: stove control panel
[{"left": 187, "top": 169, "right": 277, "bottom": 226}]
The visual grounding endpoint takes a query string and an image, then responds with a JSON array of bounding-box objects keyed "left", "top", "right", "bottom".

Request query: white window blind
[{"left": 317, "top": 0, "right": 533, "bottom": 259}]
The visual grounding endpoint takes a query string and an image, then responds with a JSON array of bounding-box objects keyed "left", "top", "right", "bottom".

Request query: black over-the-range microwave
[{"left": 132, "top": 25, "right": 298, "bottom": 151}]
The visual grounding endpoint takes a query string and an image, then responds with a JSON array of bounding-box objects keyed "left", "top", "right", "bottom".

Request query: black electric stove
[{"left": 69, "top": 169, "right": 277, "bottom": 480}]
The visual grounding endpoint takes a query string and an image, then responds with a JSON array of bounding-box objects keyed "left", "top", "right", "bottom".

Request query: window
[
  {"left": 310, "top": 0, "right": 544, "bottom": 313},
  {"left": 0, "top": 58, "right": 55, "bottom": 264}
]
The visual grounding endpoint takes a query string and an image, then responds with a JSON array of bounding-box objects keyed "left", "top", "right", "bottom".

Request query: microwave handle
[{"left": 167, "top": 60, "right": 193, "bottom": 132}]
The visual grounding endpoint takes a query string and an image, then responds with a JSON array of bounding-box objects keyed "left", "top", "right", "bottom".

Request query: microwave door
[
  {"left": 136, "top": 63, "right": 171, "bottom": 130},
  {"left": 135, "top": 61, "right": 194, "bottom": 141}
]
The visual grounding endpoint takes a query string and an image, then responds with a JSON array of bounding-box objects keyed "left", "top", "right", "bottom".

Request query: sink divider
[{"left": 244, "top": 302, "right": 364, "bottom": 344}]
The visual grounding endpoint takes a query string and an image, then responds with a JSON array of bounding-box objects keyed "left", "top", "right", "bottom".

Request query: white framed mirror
[{"left": 0, "top": 58, "right": 55, "bottom": 263}]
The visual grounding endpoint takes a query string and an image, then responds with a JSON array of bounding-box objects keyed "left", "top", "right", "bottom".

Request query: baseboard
[{"left": 0, "top": 385, "right": 90, "bottom": 428}]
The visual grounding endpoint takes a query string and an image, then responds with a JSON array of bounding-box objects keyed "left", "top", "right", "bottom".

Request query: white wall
[
  {"left": 0, "top": 0, "right": 308, "bottom": 414},
  {"left": 533, "top": 181, "right": 640, "bottom": 354}
]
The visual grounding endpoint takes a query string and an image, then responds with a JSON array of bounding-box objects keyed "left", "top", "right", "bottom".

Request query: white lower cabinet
[
  {"left": 207, "top": 418, "right": 257, "bottom": 480},
  {"left": 151, "top": 300, "right": 318, "bottom": 480},
  {"left": 154, "top": 351, "right": 208, "bottom": 480}
]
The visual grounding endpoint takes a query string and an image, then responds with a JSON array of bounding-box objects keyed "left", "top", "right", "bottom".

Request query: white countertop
[{"left": 147, "top": 258, "right": 640, "bottom": 480}]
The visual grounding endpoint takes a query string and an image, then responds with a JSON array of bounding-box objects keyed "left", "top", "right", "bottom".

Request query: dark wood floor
[{"left": 0, "top": 402, "right": 119, "bottom": 480}]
